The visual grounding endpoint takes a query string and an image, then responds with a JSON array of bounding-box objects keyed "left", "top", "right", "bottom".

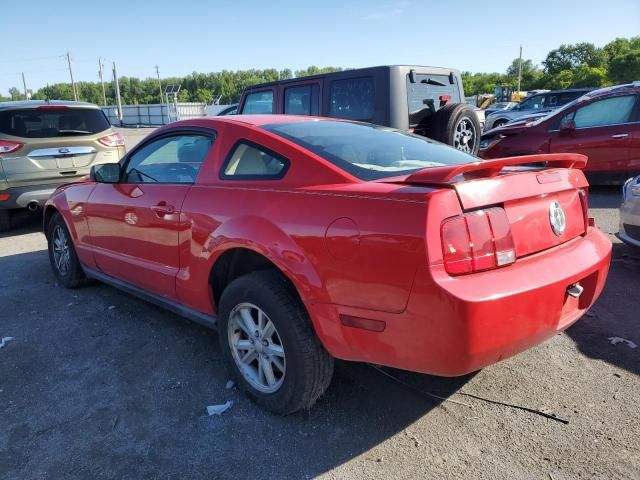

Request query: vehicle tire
[
  {"left": 218, "top": 270, "right": 334, "bottom": 414},
  {"left": 492, "top": 118, "right": 509, "bottom": 129},
  {"left": 0, "top": 210, "right": 11, "bottom": 232},
  {"left": 47, "top": 213, "right": 91, "bottom": 288},
  {"left": 430, "top": 103, "right": 481, "bottom": 155}
]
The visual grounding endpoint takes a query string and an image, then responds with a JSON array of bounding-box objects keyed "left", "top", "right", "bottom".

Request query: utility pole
[
  {"left": 155, "top": 65, "right": 165, "bottom": 124},
  {"left": 112, "top": 62, "right": 123, "bottom": 126},
  {"left": 98, "top": 57, "right": 107, "bottom": 105},
  {"left": 517, "top": 45, "right": 523, "bottom": 93},
  {"left": 21, "top": 72, "right": 28, "bottom": 99},
  {"left": 155, "top": 65, "right": 164, "bottom": 104},
  {"left": 66, "top": 51, "right": 79, "bottom": 101}
]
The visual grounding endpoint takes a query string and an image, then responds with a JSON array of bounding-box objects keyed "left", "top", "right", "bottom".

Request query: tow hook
[{"left": 567, "top": 283, "right": 584, "bottom": 298}]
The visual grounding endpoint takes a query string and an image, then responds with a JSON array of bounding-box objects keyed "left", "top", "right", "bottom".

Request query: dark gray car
[{"left": 0, "top": 100, "right": 125, "bottom": 231}]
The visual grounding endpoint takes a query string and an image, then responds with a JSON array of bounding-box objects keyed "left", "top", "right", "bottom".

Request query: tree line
[{"left": 1, "top": 38, "right": 638, "bottom": 105}]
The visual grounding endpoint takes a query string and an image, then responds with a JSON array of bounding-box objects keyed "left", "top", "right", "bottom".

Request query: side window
[
  {"left": 221, "top": 142, "right": 288, "bottom": 179},
  {"left": 572, "top": 95, "right": 636, "bottom": 128},
  {"left": 329, "top": 77, "right": 374, "bottom": 120},
  {"left": 242, "top": 91, "right": 274, "bottom": 114},
  {"left": 124, "top": 134, "right": 213, "bottom": 184},
  {"left": 284, "top": 84, "right": 320, "bottom": 115},
  {"left": 520, "top": 95, "right": 545, "bottom": 110}
]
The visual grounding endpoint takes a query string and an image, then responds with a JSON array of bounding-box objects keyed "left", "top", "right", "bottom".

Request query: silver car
[
  {"left": 483, "top": 88, "right": 592, "bottom": 131},
  {"left": 618, "top": 176, "right": 640, "bottom": 248}
]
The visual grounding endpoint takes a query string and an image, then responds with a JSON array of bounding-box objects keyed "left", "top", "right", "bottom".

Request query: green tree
[
  {"left": 505, "top": 58, "right": 542, "bottom": 90},
  {"left": 294, "top": 66, "right": 343, "bottom": 78},
  {"left": 543, "top": 43, "right": 607, "bottom": 74},
  {"left": 572, "top": 66, "right": 609, "bottom": 87},
  {"left": 608, "top": 49, "right": 640, "bottom": 83},
  {"left": 8, "top": 87, "right": 24, "bottom": 101}
]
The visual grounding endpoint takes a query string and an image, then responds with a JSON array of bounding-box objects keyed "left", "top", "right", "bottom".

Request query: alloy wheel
[
  {"left": 453, "top": 118, "right": 477, "bottom": 154},
  {"left": 227, "top": 302, "right": 286, "bottom": 393},
  {"left": 52, "top": 225, "right": 71, "bottom": 276}
]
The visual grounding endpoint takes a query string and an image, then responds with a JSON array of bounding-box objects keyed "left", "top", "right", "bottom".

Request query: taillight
[
  {"left": 578, "top": 188, "right": 590, "bottom": 232},
  {"left": 0, "top": 140, "right": 23, "bottom": 154},
  {"left": 441, "top": 207, "right": 516, "bottom": 276},
  {"left": 98, "top": 132, "right": 125, "bottom": 148}
]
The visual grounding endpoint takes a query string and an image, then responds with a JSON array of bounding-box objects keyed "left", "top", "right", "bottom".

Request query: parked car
[
  {"left": 479, "top": 82, "right": 640, "bottom": 184},
  {"left": 484, "top": 88, "right": 593, "bottom": 131},
  {"left": 238, "top": 65, "right": 482, "bottom": 154},
  {"left": 0, "top": 100, "right": 125, "bottom": 231},
  {"left": 618, "top": 175, "right": 640, "bottom": 248},
  {"left": 44, "top": 115, "right": 611, "bottom": 414},
  {"left": 484, "top": 101, "right": 517, "bottom": 118}
]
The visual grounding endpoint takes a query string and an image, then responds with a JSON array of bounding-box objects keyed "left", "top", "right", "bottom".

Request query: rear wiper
[
  {"left": 421, "top": 78, "right": 447, "bottom": 87},
  {"left": 58, "top": 129, "right": 92, "bottom": 135}
]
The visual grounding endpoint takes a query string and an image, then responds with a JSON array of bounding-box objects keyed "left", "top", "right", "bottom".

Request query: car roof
[
  {"left": 0, "top": 100, "right": 99, "bottom": 110},
  {"left": 579, "top": 82, "right": 640, "bottom": 100},
  {"left": 239, "top": 65, "right": 459, "bottom": 90},
  {"left": 205, "top": 114, "right": 330, "bottom": 127}
]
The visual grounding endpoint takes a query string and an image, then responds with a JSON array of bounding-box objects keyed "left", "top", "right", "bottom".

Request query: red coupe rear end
[{"left": 309, "top": 155, "right": 611, "bottom": 376}]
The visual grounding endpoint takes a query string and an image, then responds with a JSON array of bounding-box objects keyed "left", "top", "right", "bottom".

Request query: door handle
[
  {"left": 610, "top": 134, "right": 629, "bottom": 139},
  {"left": 151, "top": 203, "right": 175, "bottom": 216}
]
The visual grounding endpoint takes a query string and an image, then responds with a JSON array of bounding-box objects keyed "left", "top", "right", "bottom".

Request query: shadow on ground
[
  {"left": 0, "top": 210, "right": 41, "bottom": 239},
  {"left": 565, "top": 241, "right": 640, "bottom": 377},
  {"left": 0, "top": 249, "right": 472, "bottom": 480}
]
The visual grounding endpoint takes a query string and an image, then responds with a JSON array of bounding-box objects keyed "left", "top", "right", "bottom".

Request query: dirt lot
[{"left": 1, "top": 172, "right": 639, "bottom": 478}]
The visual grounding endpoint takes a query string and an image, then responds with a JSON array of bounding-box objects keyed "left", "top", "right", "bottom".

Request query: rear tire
[
  {"left": 0, "top": 210, "right": 11, "bottom": 232},
  {"left": 218, "top": 270, "right": 334, "bottom": 414},
  {"left": 430, "top": 103, "right": 481, "bottom": 155},
  {"left": 47, "top": 213, "right": 91, "bottom": 288}
]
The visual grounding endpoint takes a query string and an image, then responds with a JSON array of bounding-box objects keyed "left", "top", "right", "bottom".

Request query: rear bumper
[
  {"left": 0, "top": 181, "right": 82, "bottom": 210},
  {"left": 309, "top": 227, "right": 612, "bottom": 376}
]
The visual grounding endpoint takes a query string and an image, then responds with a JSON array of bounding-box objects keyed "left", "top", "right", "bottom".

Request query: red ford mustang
[{"left": 44, "top": 115, "right": 612, "bottom": 414}]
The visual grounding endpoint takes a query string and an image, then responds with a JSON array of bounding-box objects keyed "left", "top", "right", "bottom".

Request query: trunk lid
[{"left": 399, "top": 154, "right": 590, "bottom": 258}]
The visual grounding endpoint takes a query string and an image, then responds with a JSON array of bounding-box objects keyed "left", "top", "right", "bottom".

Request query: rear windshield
[
  {"left": 0, "top": 107, "right": 111, "bottom": 138},
  {"left": 262, "top": 120, "right": 473, "bottom": 181},
  {"left": 407, "top": 74, "right": 461, "bottom": 127}
]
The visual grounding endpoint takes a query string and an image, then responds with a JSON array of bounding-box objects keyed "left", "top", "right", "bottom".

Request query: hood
[{"left": 481, "top": 121, "right": 531, "bottom": 138}]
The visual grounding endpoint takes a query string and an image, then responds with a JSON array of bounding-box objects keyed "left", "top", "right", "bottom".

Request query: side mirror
[
  {"left": 560, "top": 120, "right": 576, "bottom": 135},
  {"left": 90, "top": 163, "right": 121, "bottom": 183}
]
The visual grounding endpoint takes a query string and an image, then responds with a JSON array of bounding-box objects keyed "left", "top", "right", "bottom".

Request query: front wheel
[
  {"left": 218, "top": 270, "right": 334, "bottom": 414},
  {"left": 47, "top": 213, "right": 91, "bottom": 288}
]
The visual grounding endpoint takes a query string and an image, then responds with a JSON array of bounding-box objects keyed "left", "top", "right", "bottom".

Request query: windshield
[
  {"left": 0, "top": 107, "right": 111, "bottom": 138},
  {"left": 262, "top": 120, "right": 474, "bottom": 181}
]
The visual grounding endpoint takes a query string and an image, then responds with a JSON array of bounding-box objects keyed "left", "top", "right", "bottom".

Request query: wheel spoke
[
  {"left": 265, "top": 344, "right": 284, "bottom": 357},
  {"left": 271, "top": 355, "right": 285, "bottom": 373},
  {"left": 235, "top": 339, "right": 254, "bottom": 351},
  {"left": 240, "top": 349, "right": 257, "bottom": 365},
  {"left": 240, "top": 308, "right": 257, "bottom": 335},
  {"left": 261, "top": 357, "right": 277, "bottom": 386},
  {"left": 261, "top": 320, "right": 275, "bottom": 340}
]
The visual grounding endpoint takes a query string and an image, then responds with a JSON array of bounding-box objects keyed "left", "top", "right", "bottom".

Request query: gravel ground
[{"left": 0, "top": 183, "right": 638, "bottom": 479}]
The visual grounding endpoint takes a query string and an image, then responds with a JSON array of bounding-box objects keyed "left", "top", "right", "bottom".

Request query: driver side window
[{"left": 124, "top": 133, "right": 213, "bottom": 184}]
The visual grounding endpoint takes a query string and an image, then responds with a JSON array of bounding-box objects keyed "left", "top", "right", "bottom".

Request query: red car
[
  {"left": 44, "top": 115, "right": 612, "bottom": 414},
  {"left": 479, "top": 83, "right": 640, "bottom": 184}
]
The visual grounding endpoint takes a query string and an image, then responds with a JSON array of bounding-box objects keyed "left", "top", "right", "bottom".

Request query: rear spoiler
[{"left": 403, "top": 153, "right": 587, "bottom": 185}]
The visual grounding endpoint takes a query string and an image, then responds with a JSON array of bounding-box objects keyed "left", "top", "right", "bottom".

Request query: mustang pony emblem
[{"left": 549, "top": 201, "right": 566, "bottom": 236}]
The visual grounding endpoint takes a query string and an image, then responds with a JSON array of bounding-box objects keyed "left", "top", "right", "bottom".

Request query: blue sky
[{"left": 0, "top": 0, "right": 638, "bottom": 94}]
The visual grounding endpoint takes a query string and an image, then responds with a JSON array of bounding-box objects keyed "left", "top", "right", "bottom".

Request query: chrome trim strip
[{"left": 28, "top": 146, "right": 97, "bottom": 158}]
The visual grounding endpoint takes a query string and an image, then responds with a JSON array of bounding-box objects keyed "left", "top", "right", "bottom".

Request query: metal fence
[{"left": 102, "top": 102, "right": 207, "bottom": 127}]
